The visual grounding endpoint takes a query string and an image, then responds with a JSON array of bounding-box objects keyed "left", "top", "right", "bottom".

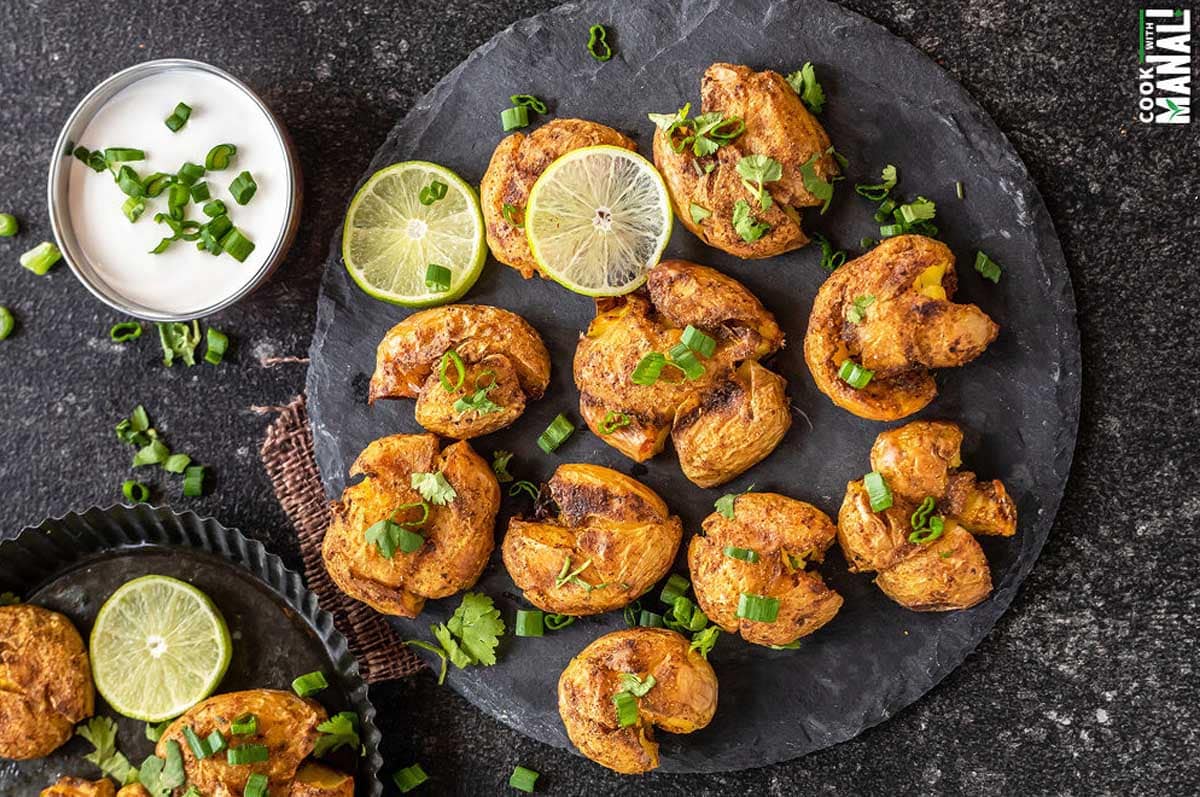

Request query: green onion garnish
[
  {"left": 205, "top": 729, "right": 227, "bottom": 755},
  {"left": 878, "top": 223, "right": 906, "bottom": 237},
  {"left": 219, "top": 227, "right": 255, "bottom": 262},
  {"left": 226, "top": 743, "right": 269, "bottom": 765},
  {"left": 587, "top": 23, "right": 613, "bottom": 62},
  {"left": 164, "top": 453, "right": 192, "bottom": 474},
  {"left": 863, "top": 471, "right": 893, "bottom": 512},
  {"left": 183, "top": 726, "right": 210, "bottom": 759},
  {"left": 393, "top": 764, "right": 429, "bottom": 793},
  {"left": 544, "top": 613, "right": 575, "bottom": 630},
  {"left": 0, "top": 307, "right": 13, "bottom": 341},
  {"left": 176, "top": 161, "right": 205, "bottom": 186},
  {"left": 439, "top": 351, "right": 466, "bottom": 391},
  {"left": 723, "top": 545, "right": 760, "bottom": 563},
  {"left": 132, "top": 439, "right": 170, "bottom": 467},
  {"left": 537, "top": 413, "right": 575, "bottom": 453},
  {"left": 121, "top": 196, "right": 146, "bottom": 223},
  {"left": 425, "top": 263, "right": 452, "bottom": 292},
  {"left": 910, "top": 496, "right": 936, "bottom": 530},
  {"left": 660, "top": 573, "right": 689, "bottom": 604},
  {"left": 837, "top": 359, "right": 874, "bottom": 389},
  {"left": 874, "top": 197, "right": 897, "bottom": 222},
  {"left": 509, "top": 94, "right": 549, "bottom": 114},
  {"left": 115, "top": 165, "right": 144, "bottom": 198},
  {"left": 291, "top": 670, "right": 328, "bottom": 697},
  {"left": 501, "top": 203, "right": 523, "bottom": 228},
  {"left": 418, "top": 180, "right": 449, "bottom": 205},
  {"left": 811, "top": 232, "right": 847, "bottom": 271},
  {"left": 110, "top": 323, "right": 142, "bottom": 345},
  {"left": 0, "top": 213, "right": 17, "bottom": 237},
  {"left": 149, "top": 237, "right": 174, "bottom": 255},
  {"left": 956, "top": 181, "right": 964, "bottom": 200},
  {"left": 121, "top": 480, "right": 149, "bottom": 503},
  {"left": 974, "top": 251, "right": 1002, "bottom": 283},
  {"left": 242, "top": 773, "right": 268, "bottom": 797},
  {"left": 140, "top": 172, "right": 172, "bottom": 197},
  {"left": 229, "top": 171, "right": 257, "bottom": 205},
  {"left": 230, "top": 713, "right": 257, "bottom": 735},
  {"left": 909, "top": 515, "right": 946, "bottom": 544},
  {"left": 631, "top": 352, "right": 667, "bottom": 385},
  {"left": 639, "top": 609, "right": 663, "bottom": 627},
  {"left": 668, "top": 343, "right": 705, "bottom": 380},
  {"left": 204, "top": 328, "right": 229, "bottom": 365},
  {"left": 164, "top": 102, "right": 192, "bottom": 132},
  {"left": 623, "top": 600, "right": 642, "bottom": 627},
  {"left": 166, "top": 183, "right": 189, "bottom": 220},
  {"left": 854, "top": 164, "right": 898, "bottom": 201},
  {"left": 509, "top": 765, "right": 539, "bottom": 793},
  {"left": 599, "top": 410, "right": 631, "bottom": 435},
  {"left": 182, "top": 465, "right": 205, "bottom": 497},
  {"left": 515, "top": 609, "right": 545, "bottom": 637},
  {"left": 207, "top": 214, "right": 233, "bottom": 241},
  {"left": 736, "top": 592, "right": 780, "bottom": 623},
  {"left": 860, "top": 237, "right": 876, "bottom": 249},
  {"left": 845, "top": 295, "right": 876, "bottom": 324},
  {"left": 501, "top": 104, "right": 530, "bottom": 132},
  {"left": 509, "top": 480, "right": 540, "bottom": 501},
  {"left": 204, "top": 143, "right": 237, "bottom": 170},
  {"left": 202, "top": 199, "right": 227, "bottom": 217},
  {"left": 612, "top": 690, "right": 638, "bottom": 727},
  {"left": 104, "top": 148, "right": 145, "bottom": 164},
  {"left": 680, "top": 325, "right": 716, "bottom": 358},
  {"left": 189, "top": 182, "right": 211, "bottom": 202}
]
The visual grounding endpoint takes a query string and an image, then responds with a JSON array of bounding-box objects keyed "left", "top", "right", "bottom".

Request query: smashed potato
[
  {"left": 289, "top": 762, "right": 355, "bottom": 797},
  {"left": 40, "top": 777, "right": 115, "bottom": 797},
  {"left": 558, "top": 628, "right": 718, "bottom": 774},
  {"left": 575, "top": 259, "right": 790, "bottom": 487},
  {"left": 804, "top": 235, "right": 999, "bottom": 421},
  {"left": 837, "top": 420, "right": 1017, "bottom": 611},
  {"left": 503, "top": 464, "right": 683, "bottom": 615},
  {"left": 652, "top": 63, "right": 838, "bottom": 258},
  {"left": 481, "top": 118, "right": 637, "bottom": 277},
  {"left": 0, "top": 604, "right": 94, "bottom": 760},
  {"left": 370, "top": 304, "right": 551, "bottom": 439},
  {"left": 689, "top": 493, "right": 843, "bottom": 647},
  {"left": 323, "top": 433, "right": 500, "bottom": 617}
]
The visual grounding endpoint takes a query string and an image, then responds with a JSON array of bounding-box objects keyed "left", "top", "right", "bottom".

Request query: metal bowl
[{"left": 47, "top": 58, "right": 303, "bottom": 322}]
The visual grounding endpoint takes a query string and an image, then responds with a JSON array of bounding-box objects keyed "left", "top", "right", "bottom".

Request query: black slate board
[{"left": 306, "top": 0, "right": 1080, "bottom": 773}]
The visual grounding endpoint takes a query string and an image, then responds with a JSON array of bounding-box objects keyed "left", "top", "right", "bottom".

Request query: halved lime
[
  {"left": 90, "top": 575, "right": 232, "bottom": 722},
  {"left": 525, "top": 145, "right": 672, "bottom": 296},
  {"left": 342, "top": 160, "right": 486, "bottom": 306}
]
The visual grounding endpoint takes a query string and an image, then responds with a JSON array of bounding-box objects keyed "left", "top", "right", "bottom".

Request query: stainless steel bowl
[{"left": 47, "top": 58, "right": 303, "bottom": 322}]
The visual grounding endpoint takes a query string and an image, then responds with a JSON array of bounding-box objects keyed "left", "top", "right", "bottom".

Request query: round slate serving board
[
  {"left": 0, "top": 506, "right": 382, "bottom": 795},
  {"left": 306, "top": 0, "right": 1080, "bottom": 773}
]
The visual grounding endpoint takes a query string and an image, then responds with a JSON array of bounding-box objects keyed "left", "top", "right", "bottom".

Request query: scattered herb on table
[
  {"left": 587, "top": 23, "right": 613, "bottom": 62},
  {"left": 77, "top": 716, "right": 138, "bottom": 784},
  {"left": 785, "top": 62, "right": 825, "bottom": 113}
]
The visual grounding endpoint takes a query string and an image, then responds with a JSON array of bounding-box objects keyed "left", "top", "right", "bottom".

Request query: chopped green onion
[
  {"left": 439, "top": 350, "right": 466, "bottom": 391},
  {"left": 243, "top": 773, "right": 268, "bottom": 797},
  {"left": 879, "top": 223, "right": 906, "bottom": 237},
  {"left": 639, "top": 609, "right": 663, "bottom": 627},
  {"left": 860, "top": 237, "right": 876, "bottom": 249},
  {"left": 974, "top": 251, "right": 1002, "bottom": 283},
  {"left": 87, "top": 151, "right": 106, "bottom": 172},
  {"left": 501, "top": 104, "right": 530, "bottom": 131},
  {"left": 183, "top": 726, "right": 210, "bottom": 759},
  {"left": 109, "top": 322, "right": 142, "bottom": 342},
  {"left": 418, "top": 180, "right": 449, "bottom": 205},
  {"left": 114, "top": 165, "right": 143, "bottom": 198},
  {"left": 167, "top": 183, "right": 189, "bottom": 220},
  {"left": 680, "top": 325, "right": 716, "bottom": 358},
  {"left": 544, "top": 613, "right": 575, "bottom": 630},
  {"left": 599, "top": 410, "right": 631, "bottom": 435},
  {"left": 587, "top": 23, "right": 613, "bottom": 62},
  {"left": 509, "top": 480, "right": 540, "bottom": 501},
  {"left": 72, "top": 145, "right": 91, "bottom": 165},
  {"left": 612, "top": 690, "right": 638, "bottom": 727},
  {"left": 509, "top": 765, "right": 539, "bottom": 793},
  {"left": 501, "top": 203, "right": 523, "bottom": 228},
  {"left": 909, "top": 515, "right": 946, "bottom": 544},
  {"left": 510, "top": 94, "right": 549, "bottom": 114},
  {"left": 205, "top": 143, "right": 237, "bottom": 170},
  {"left": 668, "top": 343, "right": 705, "bottom": 380},
  {"left": 845, "top": 294, "right": 876, "bottom": 324},
  {"left": 537, "top": 413, "right": 575, "bottom": 453},
  {"left": 219, "top": 227, "right": 255, "bottom": 262},
  {"left": 292, "top": 670, "right": 328, "bottom": 697},
  {"left": 206, "top": 214, "right": 233, "bottom": 241},
  {"left": 910, "top": 496, "right": 937, "bottom": 530},
  {"left": 230, "top": 713, "right": 257, "bottom": 735},
  {"left": 205, "top": 729, "right": 227, "bottom": 755},
  {"left": 660, "top": 573, "right": 689, "bottom": 604},
  {"left": 863, "top": 471, "right": 893, "bottom": 512},
  {"left": 837, "top": 359, "right": 874, "bottom": 389},
  {"left": 164, "top": 102, "right": 192, "bottom": 132},
  {"left": 121, "top": 196, "right": 146, "bottom": 223},
  {"left": 183, "top": 465, "right": 205, "bottom": 497},
  {"left": 854, "top": 164, "right": 898, "bottom": 201},
  {"left": 189, "top": 182, "right": 211, "bottom": 202},
  {"left": 141, "top": 172, "right": 173, "bottom": 197},
  {"left": 896, "top": 197, "right": 936, "bottom": 226},
  {"left": 204, "top": 328, "right": 229, "bottom": 365},
  {"left": 689, "top": 203, "right": 711, "bottom": 224},
  {"left": 226, "top": 743, "right": 269, "bottom": 765},
  {"left": 149, "top": 237, "right": 174, "bottom": 255},
  {"left": 104, "top": 148, "right": 145, "bottom": 164},
  {"left": 393, "top": 764, "right": 428, "bottom": 793},
  {"left": 132, "top": 439, "right": 170, "bottom": 467},
  {"left": 425, "top": 263, "right": 452, "bottom": 292},
  {"left": 0, "top": 307, "right": 13, "bottom": 341},
  {"left": 176, "top": 161, "right": 205, "bottom": 186},
  {"left": 515, "top": 609, "right": 545, "bottom": 637},
  {"left": 811, "top": 232, "right": 847, "bottom": 271},
  {"left": 0, "top": 213, "right": 18, "bottom": 237},
  {"left": 736, "top": 592, "right": 780, "bottom": 623},
  {"left": 723, "top": 545, "right": 760, "bottom": 563},
  {"left": 122, "top": 480, "right": 149, "bottom": 503},
  {"left": 623, "top": 600, "right": 642, "bottom": 627},
  {"left": 229, "top": 171, "right": 257, "bottom": 205},
  {"left": 202, "top": 199, "right": 227, "bottom": 217},
  {"left": 164, "top": 453, "right": 192, "bottom": 474},
  {"left": 955, "top": 181, "right": 964, "bottom": 200}
]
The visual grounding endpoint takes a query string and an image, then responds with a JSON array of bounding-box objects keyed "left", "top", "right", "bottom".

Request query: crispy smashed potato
[
  {"left": 289, "top": 762, "right": 355, "bottom": 797},
  {"left": 575, "top": 259, "right": 790, "bottom": 487},
  {"left": 0, "top": 604, "right": 94, "bottom": 760},
  {"left": 503, "top": 464, "right": 683, "bottom": 615},
  {"left": 837, "top": 421, "right": 1017, "bottom": 611},
  {"left": 370, "top": 304, "right": 551, "bottom": 439},
  {"left": 558, "top": 628, "right": 718, "bottom": 774},
  {"left": 40, "top": 777, "right": 115, "bottom": 797},
  {"left": 481, "top": 118, "right": 637, "bottom": 277},
  {"left": 689, "top": 493, "right": 843, "bottom": 647},
  {"left": 323, "top": 433, "right": 500, "bottom": 617},
  {"left": 653, "top": 63, "right": 838, "bottom": 258},
  {"left": 115, "top": 786, "right": 149, "bottom": 797},
  {"left": 805, "top": 235, "right": 999, "bottom": 421}
]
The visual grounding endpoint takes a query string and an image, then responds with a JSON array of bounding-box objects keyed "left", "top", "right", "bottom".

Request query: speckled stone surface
[{"left": 0, "top": 1, "right": 1195, "bottom": 795}]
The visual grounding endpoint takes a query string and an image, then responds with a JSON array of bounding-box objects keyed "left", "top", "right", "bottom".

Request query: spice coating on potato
[
  {"left": 689, "top": 493, "right": 843, "bottom": 647},
  {"left": 558, "top": 628, "right": 718, "bottom": 774},
  {"left": 837, "top": 420, "right": 1017, "bottom": 611},
  {"left": 0, "top": 604, "right": 94, "bottom": 760},
  {"left": 288, "top": 761, "right": 355, "bottom": 797},
  {"left": 575, "top": 259, "right": 790, "bottom": 487},
  {"left": 503, "top": 464, "right": 683, "bottom": 615},
  {"left": 481, "top": 118, "right": 637, "bottom": 278},
  {"left": 323, "top": 434, "right": 500, "bottom": 617},
  {"left": 804, "top": 235, "right": 999, "bottom": 421},
  {"left": 369, "top": 304, "right": 551, "bottom": 439},
  {"left": 40, "top": 777, "right": 116, "bottom": 797}
]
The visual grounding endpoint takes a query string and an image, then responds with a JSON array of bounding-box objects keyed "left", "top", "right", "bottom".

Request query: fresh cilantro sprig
[
  {"left": 811, "top": 232, "right": 847, "bottom": 272},
  {"left": 139, "top": 739, "right": 185, "bottom": 796},
  {"left": 731, "top": 200, "right": 770, "bottom": 243},
  {"left": 491, "top": 450, "right": 514, "bottom": 483},
  {"left": 313, "top": 711, "right": 361, "bottom": 757},
  {"left": 411, "top": 471, "right": 457, "bottom": 505},
  {"left": 453, "top": 387, "right": 502, "bottom": 416},
  {"left": 648, "top": 102, "right": 745, "bottom": 157},
  {"left": 689, "top": 625, "right": 721, "bottom": 659},
  {"left": 714, "top": 484, "right": 755, "bottom": 519},
  {"left": 855, "top": 164, "right": 898, "bottom": 201},
  {"left": 786, "top": 62, "right": 826, "bottom": 114},
  {"left": 736, "top": 154, "right": 783, "bottom": 210},
  {"left": 76, "top": 717, "right": 138, "bottom": 785},
  {"left": 798, "top": 147, "right": 844, "bottom": 214},
  {"left": 416, "top": 592, "right": 507, "bottom": 682}
]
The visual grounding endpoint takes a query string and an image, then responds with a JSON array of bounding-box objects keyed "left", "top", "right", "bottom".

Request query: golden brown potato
[
  {"left": 651, "top": 63, "right": 838, "bottom": 258},
  {"left": 41, "top": 777, "right": 116, "bottom": 797},
  {"left": 115, "top": 786, "right": 150, "bottom": 797},
  {"left": 323, "top": 434, "right": 500, "bottom": 618},
  {"left": 369, "top": 304, "right": 551, "bottom": 439},
  {"left": 558, "top": 628, "right": 718, "bottom": 774},
  {"left": 837, "top": 420, "right": 1017, "bottom": 611},
  {"left": 575, "top": 259, "right": 790, "bottom": 487},
  {"left": 804, "top": 235, "right": 999, "bottom": 421},
  {"left": 481, "top": 118, "right": 637, "bottom": 277},
  {"left": 689, "top": 493, "right": 843, "bottom": 647},
  {"left": 289, "top": 762, "right": 355, "bottom": 797},
  {"left": 158, "top": 690, "right": 324, "bottom": 797},
  {"left": 503, "top": 464, "right": 683, "bottom": 615},
  {"left": 0, "top": 604, "right": 94, "bottom": 760}
]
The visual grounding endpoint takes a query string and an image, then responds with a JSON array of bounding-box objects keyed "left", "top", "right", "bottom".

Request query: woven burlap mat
[{"left": 258, "top": 394, "right": 424, "bottom": 682}]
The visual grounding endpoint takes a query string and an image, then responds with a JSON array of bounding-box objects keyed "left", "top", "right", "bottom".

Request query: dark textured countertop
[{"left": 1, "top": 1, "right": 1195, "bottom": 794}]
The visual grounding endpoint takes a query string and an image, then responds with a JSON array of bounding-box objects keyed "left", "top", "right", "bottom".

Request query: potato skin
[
  {"left": 689, "top": 493, "right": 843, "bottom": 646},
  {"left": 804, "top": 235, "right": 999, "bottom": 421},
  {"left": 115, "top": 787, "right": 150, "bottom": 797},
  {"left": 288, "top": 762, "right": 355, "bottom": 797},
  {"left": 558, "top": 628, "right": 718, "bottom": 774},
  {"left": 323, "top": 434, "right": 500, "bottom": 618},
  {"left": 0, "top": 604, "right": 94, "bottom": 760},
  {"left": 40, "top": 777, "right": 116, "bottom": 797},
  {"left": 503, "top": 464, "right": 682, "bottom": 615},
  {"left": 480, "top": 119, "right": 637, "bottom": 278}
]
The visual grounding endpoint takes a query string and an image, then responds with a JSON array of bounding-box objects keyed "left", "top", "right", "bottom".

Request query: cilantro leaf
[
  {"left": 736, "top": 154, "right": 783, "bottom": 210},
  {"left": 365, "top": 518, "right": 403, "bottom": 558},
  {"left": 647, "top": 102, "right": 691, "bottom": 131},
  {"left": 855, "top": 164, "right": 898, "bottom": 201},
  {"left": 811, "top": 232, "right": 847, "bottom": 272},
  {"left": 404, "top": 639, "right": 449, "bottom": 685},
  {"left": 453, "top": 388, "right": 502, "bottom": 416},
  {"left": 618, "top": 673, "right": 657, "bottom": 697},
  {"left": 799, "top": 153, "right": 837, "bottom": 214},
  {"left": 845, "top": 295, "right": 876, "bottom": 324},
  {"left": 786, "top": 62, "right": 825, "bottom": 114},
  {"left": 649, "top": 103, "right": 744, "bottom": 157},
  {"left": 0, "top": 591, "right": 19, "bottom": 605},
  {"left": 491, "top": 450, "right": 514, "bottom": 483},
  {"left": 689, "top": 203, "right": 711, "bottom": 225},
  {"left": 714, "top": 483, "right": 754, "bottom": 519},
  {"left": 313, "top": 711, "right": 360, "bottom": 757},
  {"left": 76, "top": 717, "right": 137, "bottom": 785},
  {"left": 411, "top": 471, "right": 457, "bottom": 505},
  {"left": 731, "top": 200, "right": 770, "bottom": 243},
  {"left": 139, "top": 740, "right": 185, "bottom": 796},
  {"left": 446, "top": 592, "right": 506, "bottom": 666},
  {"left": 690, "top": 625, "right": 721, "bottom": 659},
  {"left": 431, "top": 622, "right": 475, "bottom": 669}
]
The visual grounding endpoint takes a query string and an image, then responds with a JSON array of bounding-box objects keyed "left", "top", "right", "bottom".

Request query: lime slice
[
  {"left": 90, "top": 575, "right": 232, "bottom": 722},
  {"left": 525, "top": 145, "right": 672, "bottom": 296},
  {"left": 342, "top": 160, "right": 486, "bottom": 307}
]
